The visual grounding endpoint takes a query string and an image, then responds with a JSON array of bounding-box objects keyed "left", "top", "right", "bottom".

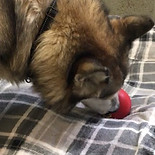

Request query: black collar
[
  {"left": 35, "top": 0, "right": 57, "bottom": 38},
  {"left": 26, "top": 0, "right": 58, "bottom": 82}
]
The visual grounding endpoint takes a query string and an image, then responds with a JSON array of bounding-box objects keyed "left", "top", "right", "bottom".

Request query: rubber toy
[{"left": 110, "top": 89, "right": 131, "bottom": 119}]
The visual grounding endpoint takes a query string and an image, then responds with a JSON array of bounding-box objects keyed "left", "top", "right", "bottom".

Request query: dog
[{"left": 0, "top": 0, "right": 154, "bottom": 114}]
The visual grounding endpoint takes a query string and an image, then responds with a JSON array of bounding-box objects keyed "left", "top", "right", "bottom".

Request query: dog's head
[
  {"left": 31, "top": 0, "right": 154, "bottom": 114},
  {"left": 71, "top": 15, "right": 154, "bottom": 113}
]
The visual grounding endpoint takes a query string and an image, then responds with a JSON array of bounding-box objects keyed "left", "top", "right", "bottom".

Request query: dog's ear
[{"left": 110, "top": 16, "right": 154, "bottom": 41}]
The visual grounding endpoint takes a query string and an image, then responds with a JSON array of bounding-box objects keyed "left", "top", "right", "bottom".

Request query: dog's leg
[{"left": 0, "top": 0, "right": 16, "bottom": 56}]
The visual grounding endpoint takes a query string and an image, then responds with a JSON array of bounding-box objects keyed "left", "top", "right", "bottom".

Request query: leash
[{"left": 26, "top": 0, "right": 58, "bottom": 83}]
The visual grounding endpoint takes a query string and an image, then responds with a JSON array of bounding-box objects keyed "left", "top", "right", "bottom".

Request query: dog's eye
[
  {"left": 104, "top": 76, "right": 110, "bottom": 84},
  {"left": 102, "top": 67, "right": 110, "bottom": 84},
  {"left": 99, "top": 91, "right": 106, "bottom": 98}
]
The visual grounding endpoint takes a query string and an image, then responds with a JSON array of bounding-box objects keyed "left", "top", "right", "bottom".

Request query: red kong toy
[
  {"left": 110, "top": 89, "right": 131, "bottom": 119},
  {"left": 82, "top": 89, "right": 131, "bottom": 119}
]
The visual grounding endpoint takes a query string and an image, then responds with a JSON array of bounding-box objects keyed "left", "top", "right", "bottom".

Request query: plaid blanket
[{"left": 0, "top": 27, "right": 155, "bottom": 155}]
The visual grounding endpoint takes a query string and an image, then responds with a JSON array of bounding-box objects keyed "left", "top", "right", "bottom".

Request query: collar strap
[
  {"left": 31, "top": 0, "right": 57, "bottom": 53},
  {"left": 26, "top": 0, "right": 58, "bottom": 82},
  {"left": 37, "top": 0, "right": 57, "bottom": 37}
]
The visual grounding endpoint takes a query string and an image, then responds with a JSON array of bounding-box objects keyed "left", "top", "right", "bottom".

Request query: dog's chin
[{"left": 81, "top": 93, "right": 120, "bottom": 115}]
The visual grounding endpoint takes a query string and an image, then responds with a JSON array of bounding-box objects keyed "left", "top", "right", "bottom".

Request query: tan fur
[{"left": 0, "top": 0, "right": 154, "bottom": 113}]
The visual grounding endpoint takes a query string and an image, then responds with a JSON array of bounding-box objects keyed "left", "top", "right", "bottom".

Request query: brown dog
[{"left": 0, "top": 0, "right": 154, "bottom": 114}]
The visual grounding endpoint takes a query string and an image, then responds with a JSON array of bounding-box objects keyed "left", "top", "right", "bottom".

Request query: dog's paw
[
  {"left": 108, "top": 94, "right": 120, "bottom": 113},
  {"left": 82, "top": 93, "right": 119, "bottom": 115}
]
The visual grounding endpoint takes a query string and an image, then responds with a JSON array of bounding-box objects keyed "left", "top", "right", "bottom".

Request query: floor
[{"left": 103, "top": 0, "right": 155, "bottom": 22}]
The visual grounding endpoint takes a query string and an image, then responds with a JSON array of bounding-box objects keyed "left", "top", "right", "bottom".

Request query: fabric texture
[{"left": 0, "top": 27, "right": 155, "bottom": 155}]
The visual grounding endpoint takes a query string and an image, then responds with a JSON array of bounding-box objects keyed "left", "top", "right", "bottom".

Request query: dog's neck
[{"left": 26, "top": 0, "right": 58, "bottom": 82}]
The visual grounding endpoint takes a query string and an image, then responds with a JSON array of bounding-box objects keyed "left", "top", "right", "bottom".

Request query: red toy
[{"left": 110, "top": 89, "right": 131, "bottom": 119}]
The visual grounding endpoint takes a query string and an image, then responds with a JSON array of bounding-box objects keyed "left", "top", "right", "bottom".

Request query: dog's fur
[{"left": 0, "top": 0, "right": 154, "bottom": 114}]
